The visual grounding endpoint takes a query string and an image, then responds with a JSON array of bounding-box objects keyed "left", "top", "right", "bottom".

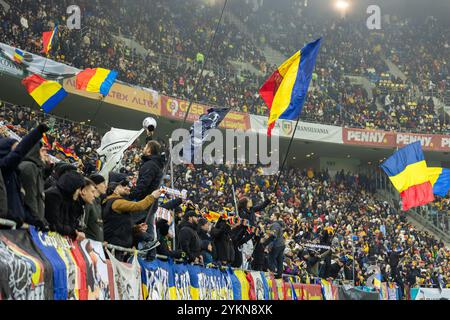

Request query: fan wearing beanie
[{"left": 44, "top": 171, "right": 87, "bottom": 241}]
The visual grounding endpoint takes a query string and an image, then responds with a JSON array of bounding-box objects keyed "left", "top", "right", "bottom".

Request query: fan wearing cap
[
  {"left": 176, "top": 210, "right": 203, "bottom": 263},
  {"left": 44, "top": 171, "right": 87, "bottom": 241},
  {"left": 102, "top": 179, "right": 161, "bottom": 250}
]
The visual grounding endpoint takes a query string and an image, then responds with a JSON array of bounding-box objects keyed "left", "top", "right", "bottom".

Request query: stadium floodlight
[
  {"left": 335, "top": 0, "right": 349, "bottom": 11},
  {"left": 334, "top": 0, "right": 350, "bottom": 17}
]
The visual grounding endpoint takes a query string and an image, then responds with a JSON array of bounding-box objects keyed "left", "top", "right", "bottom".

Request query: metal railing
[{"left": 0, "top": 218, "right": 16, "bottom": 229}]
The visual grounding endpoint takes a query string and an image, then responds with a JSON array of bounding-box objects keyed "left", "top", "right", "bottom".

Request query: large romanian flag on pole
[
  {"left": 76, "top": 68, "right": 118, "bottom": 96},
  {"left": 259, "top": 38, "right": 322, "bottom": 136},
  {"left": 41, "top": 25, "right": 58, "bottom": 54},
  {"left": 22, "top": 74, "right": 67, "bottom": 113},
  {"left": 380, "top": 142, "right": 434, "bottom": 211}
]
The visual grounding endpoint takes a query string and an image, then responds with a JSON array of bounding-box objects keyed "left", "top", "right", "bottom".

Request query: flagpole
[
  {"left": 180, "top": 0, "right": 228, "bottom": 128},
  {"left": 271, "top": 115, "right": 302, "bottom": 194},
  {"left": 169, "top": 138, "right": 176, "bottom": 250},
  {"left": 167, "top": 0, "right": 228, "bottom": 191},
  {"left": 91, "top": 96, "right": 106, "bottom": 125}
]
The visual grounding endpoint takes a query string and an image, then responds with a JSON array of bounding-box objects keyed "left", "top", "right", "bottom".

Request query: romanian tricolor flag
[
  {"left": 76, "top": 68, "right": 118, "bottom": 96},
  {"left": 54, "top": 142, "right": 80, "bottom": 162},
  {"left": 259, "top": 38, "right": 322, "bottom": 136},
  {"left": 380, "top": 142, "right": 434, "bottom": 211},
  {"left": 41, "top": 133, "right": 52, "bottom": 150},
  {"left": 96, "top": 159, "right": 103, "bottom": 172},
  {"left": 22, "top": 74, "right": 67, "bottom": 113},
  {"left": 374, "top": 273, "right": 382, "bottom": 290},
  {"left": 41, "top": 25, "right": 58, "bottom": 54},
  {"left": 14, "top": 48, "right": 25, "bottom": 64},
  {"left": 203, "top": 211, "right": 221, "bottom": 222},
  {"left": 426, "top": 167, "right": 450, "bottom": 197}
]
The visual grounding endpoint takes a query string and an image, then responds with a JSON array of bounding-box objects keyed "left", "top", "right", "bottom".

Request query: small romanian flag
[
  {"left": 41, "top": 25, "right": 58, "bottom": 54},
  {"left": 374, "top": 273, "right": 382, "bottom": 290},
  {"left": 14, "top": 48, "right": 25, "bottom": 64},
  {"left": 54, "top": 142, "right": 80, "bottom": 162},
  {"left": 96, "top": 159, "right": 103, "bottom": 172},
  {"left": 259, "top": 38, "right": 321, "bottom": 136},
  {"left": 203, "top": 211, "right": 221, "bottom": 222},
  {"left": 76, "top": 68, "right": 118, "bottom": 96},
  {"left": 41, "top": 133, "right": 52, "bottom": 150},
  {"left": 380, "top": 142, "right": 434, "bottom": 211},
  {"left": 22, "top": 74, "right": 67, "bottom": 113}
]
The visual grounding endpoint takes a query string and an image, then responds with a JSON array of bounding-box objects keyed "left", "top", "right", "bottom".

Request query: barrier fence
[{"left": 0, "top": 224, "right": 447, "bottom": 300}]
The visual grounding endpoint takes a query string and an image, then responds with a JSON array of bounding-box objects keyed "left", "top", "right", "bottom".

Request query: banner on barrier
[
  {"left": 0, "top": 55, "right": 24, "bottom": 77},
  {"left": 250, "top": 115, "right": 343, "bottom": 143},
  {"left": 301, "top": 284, "right": 324, "bottom": 300},
  {"left": 63, "top": 77, "right": 160, "bottom": 115},
  {"left": 321, "top": 279, "right": 338, "bottom": 300},
  {"left": 79, "top": 239, "right": 111, "bottom": 300},
  {"left": 0, "top": 43, "right": 78, "bottom": 79},
  {"left": 338, "top": 286, "right": 379, "bottom": 300},
  {"left": 343, "top": 128, "right": 396, "bottom": 148},
  {"left": 106, "top": 250, "right": 142, "bottom": 300},
  {"left": 0, "top": 230, "right": 49, "bottom": 300},
  {"left": 414, "top": 288, "right": 450, "bottom": 300},
  {"left": 160, "top": 95, "right": 250, "bottom": 130},
  {"left": 343, "top": 128, "right": 450, "bottom": 152}
]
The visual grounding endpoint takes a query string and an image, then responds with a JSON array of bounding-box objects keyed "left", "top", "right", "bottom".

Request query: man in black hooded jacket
[
  {"left": 231, "top": 196, "right": 272, "bottom": 268},
  {"left": 0, "top": 124, "right": 49, "bottom": 224},
  {"left": 130, "top": 140, "right": 165, "bottom": 201},
  {"left": 177, "top": 210, "right": 202, "bottom": 263},
  {"left": 44, "top": 171, "right": 86, "bottom": 240},
  {"left": 19, "top": 142, "right": 50, "bottom": 229}
]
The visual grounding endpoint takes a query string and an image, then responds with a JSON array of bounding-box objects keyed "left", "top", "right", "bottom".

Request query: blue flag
[{"left": 181, "top": 107, "right": 230, "bottom": 164}]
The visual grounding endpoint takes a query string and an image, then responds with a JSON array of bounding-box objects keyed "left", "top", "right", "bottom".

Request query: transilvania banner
[{"left": 250, "top": 115, "right": 343, "bottom": 144}]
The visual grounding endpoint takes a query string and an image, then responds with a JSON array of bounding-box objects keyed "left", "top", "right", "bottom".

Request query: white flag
[
  {"left": 0, "top": 0, "right": 11, "bottom": 13},
  {"left": 20, "top": 17, "right": 29, "bottom": 29},
  {"left": 97, "top": 127, "right": 144, "bottom": 178}
]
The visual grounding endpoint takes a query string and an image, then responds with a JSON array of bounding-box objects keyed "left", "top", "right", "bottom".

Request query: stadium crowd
[
  {"left": 0, "top": 101, "right": 449, "bottom": 295},
  {"left": 1, "top": 0, "right": 449, "bottom": 134}
]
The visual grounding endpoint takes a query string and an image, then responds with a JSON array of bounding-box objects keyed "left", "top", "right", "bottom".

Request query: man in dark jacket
[
  {"left": 267, "top": 212, "right": 286, "bottom": 278},
  {"left": 78, "top": 178, "right": 98, "bottom": 237},
  {"left": 130, "top": 140, "right": 165, "bottom": 201},
  {"left": 45, "top": 171, "right": 87, "bottom": 240},
  {"left": 156, "top": 218, "right": 183, "bottom": 259},
  {"left": 198, "top": 218, "right": 217, "bottom": 262},
  {"left": 83, "top": 174, "right": 107, "bottom": 242},
  {"left": 19, "top": 142, "right": 49, "bottom": 229},
  {"left": 177, "top": 210, "right": 202, "bottom": 263},
  {"left": 231, "top": 196, "right": 272, "bottom": 268},
  {"left": 211, "top": 217, "right": 234, "bottom": 265},
  {"left": 252, "top": 224, "right": 270, "bottom": 271},
  {"left": 44, "top": 162, "right": 77, "bottom": 190},
  {"left": 102, "top": 182, "right": 161, "bottom": 249},
  {"left": 0, "top": 124, "right": 49, "bottom": 225}
]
